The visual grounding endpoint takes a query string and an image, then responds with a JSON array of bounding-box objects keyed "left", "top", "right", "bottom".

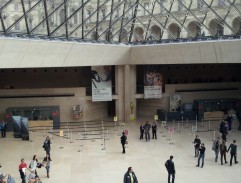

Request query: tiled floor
[{"left": 0, "top": 118, "right": 240, "bottom": 183}]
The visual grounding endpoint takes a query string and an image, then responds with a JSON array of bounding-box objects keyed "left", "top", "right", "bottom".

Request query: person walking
[
  {"left": 120, "top": 132, "right": 127, "bottom": 154},
  {"left": 152, "top": 122, "right": 157, "bottom": 139},
  {"left": 29, "top": 155, "right": 38, "bottom": 176},
  {"left": 123, "top": 167, "right": 138, "bottom": 183},
  {"left": 139, "top": 123, "right": 144, "bottom": 140},
  {"left": 212, "top": 137, "right": 221, "bottom": 162},
  {"left": 19, "top": 158, "right": 32, "bottom": 183},
  {"left": 144, "top": 121, "right": 150, "bottom": 142},
  {"left": 43, "top": 154, "right": 52, "bottom": 178},
  {"left": 43, "top": 136, "right": 51, "bottom": 156},
  {"left": 220, "top": 140, "right": 228, "bottom": 165},
  {"left": 196, "top": 143, "right": 206, "bottom": 168},
  {"left": 228, "top": 139, "right": 238, "bottom": 166},
  {"left": 193, "top": 135, "right": 201, "bottom": 157},
  {"left": 165, "top": 155, "right": 175, "bottom": 183}
]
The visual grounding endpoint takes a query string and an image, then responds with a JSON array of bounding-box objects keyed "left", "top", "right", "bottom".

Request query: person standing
[
  {"left": 226, "top": 113, "right": 233, "bottom": 131},
  {"left": 43, "top": 154, "right": 52, "bottom": 178},
  {"left": 196, "top": 143, "right": 206, "bottom": 168},
  {"left": 19, "top": 158, "right": 32, "bottom": 183},
  {"left": 165, "top": 155, "right": 175, "bottom": 183},
  {"left": 144, "top": 121, "right": 150, "bottom": 142},
  {"left": 228, "top": 140, "right": 238, "bottom": 166},
  {"left": 1, "top": 121, "right": 7, "bottom": 138},
  {"left": 220, "top": 140, "right": 228, "bottom": 165},
  {"left": 193, "top": 135, "right": 201, "bottom": 157},
  {"left": 120, "top": 132, "right": 127, "bottom": 154},
  {"left": 43, "top": 136, "right": 51, "bottom": 156},
  {"left": 212, "top": 137, "right": 221, "bottom": 162},
  {"left": 152, "top": 122, "right": 157, "bottom": 139},
  {"left": 139, "top": 123, "right": 144, "bottom": 140},
  {"left": 123, "top": 167, "right": 138, "bottom": 183}
]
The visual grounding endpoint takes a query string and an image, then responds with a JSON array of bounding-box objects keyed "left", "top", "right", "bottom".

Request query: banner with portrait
[
  {"left": 170, "top": 94, "right": 181, "bottom": 112},
  {"left": 91, "top": 66, "right": 112, "bottom": 101},
  {"left": 144, "top": 67, "right": 162, "bottom": 99}
]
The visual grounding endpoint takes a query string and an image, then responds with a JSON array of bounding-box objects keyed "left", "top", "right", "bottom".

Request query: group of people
[
  {"left": 18, "top": 136, "right": 52, "bottom": 183},
  {"left": 193, "top": 135, "right": 238, "bottom": 168},
  {"left": 139, "top": 121, "right": 157, "bottom": 141},
  {"left": 0, "top": 136, "right": 52, "bottom": 183},
  {"left": 120, "top": 121, "right": 158, "bottom": 154}
]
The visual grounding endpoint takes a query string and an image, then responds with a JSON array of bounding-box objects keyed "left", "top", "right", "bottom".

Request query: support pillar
[{"left": 115, "top": 65, "right": 125, "bottom": 121}]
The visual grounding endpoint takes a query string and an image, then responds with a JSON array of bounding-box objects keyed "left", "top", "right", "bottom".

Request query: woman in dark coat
[{"left": 43, "top": 136, "right": 51, "bottom": 156}]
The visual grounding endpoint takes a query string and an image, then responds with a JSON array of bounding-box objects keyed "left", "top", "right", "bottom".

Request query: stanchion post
[
  {"left": 213, "top": 130, "right": 216, "bottom": 140},
  {"left": 92, "top": 130, "right": 95, "bottom": 142},
  {"left": 186, "top": 118, "right": 189, "bottom": 128},
  {"left": 69, "top": 131, "right": 73, "bottom": 143},
  {"left": 177, "top": 121, "right": 180, "bottom": 133},
  {"left": 196, "top": 115, "right": 198, "bottom": 132},
  {"left": 78, "top": 132, "right": 82, "bottom": 152}
]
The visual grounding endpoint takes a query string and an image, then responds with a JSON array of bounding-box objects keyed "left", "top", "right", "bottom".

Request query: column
[{"left": 115, "top": 65, "right": 125, "bottom": 121}]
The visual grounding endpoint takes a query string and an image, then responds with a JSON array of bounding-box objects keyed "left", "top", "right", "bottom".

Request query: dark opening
[{"left": 107, "top": 100, "right": 115, "bottom": 117}]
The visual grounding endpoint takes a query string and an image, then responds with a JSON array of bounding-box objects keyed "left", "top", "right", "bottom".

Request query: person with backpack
[
  {"left": 165, "top": 155, "right": 175, "bottom": 183},
  {"left": 220, "top": 140, "right": 228, "bottom": 165},
  {"left": 212, "top": 137, "right": 221, "bottom": 162}
]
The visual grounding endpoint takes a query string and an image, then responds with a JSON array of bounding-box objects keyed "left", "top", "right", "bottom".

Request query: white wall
[{"left": 1, "top": 38, "right": 241, "bottom": 69}]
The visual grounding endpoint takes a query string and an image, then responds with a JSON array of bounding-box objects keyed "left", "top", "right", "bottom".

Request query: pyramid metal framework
[{"left": 0, "top": 0, "right": 241, "bottom": 44}]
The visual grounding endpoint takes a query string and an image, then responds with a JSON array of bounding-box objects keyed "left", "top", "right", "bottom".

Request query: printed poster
[
  {"left": 144, "top": 67, "right": 162, "bottom": 99},
  {"left": 91, "top": 66, "right": 112, "bottom": 101}
]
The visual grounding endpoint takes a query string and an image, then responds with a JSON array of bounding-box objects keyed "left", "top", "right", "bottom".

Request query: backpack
[
  {"left": 165, "top": 160, "right": 169, "bottom": 169},
  {"left": 7, "top": 175, "right": 16, "bottom": 183},
  {"left": 212, "top": 140, "right": 219, "bottom": 151}
]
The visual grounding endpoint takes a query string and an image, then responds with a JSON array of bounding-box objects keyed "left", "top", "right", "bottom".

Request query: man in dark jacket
[
  {"left": 228, "top": 139, "right": 238, "bottom": 166},
  {"left": 165, "top": 155, "right": 175, "bottom": 183},
  {"left": 120, "top": 132, "right": 127, "bottom": 154},
  {"left": 123, "top": 167, "right": 138, "bottom": 183},
  {"left": 152, "top": 122, "right": 157, "bottom": 139},
  {"left": 144, "top": 121, "right": 151, "bottom": 142}
]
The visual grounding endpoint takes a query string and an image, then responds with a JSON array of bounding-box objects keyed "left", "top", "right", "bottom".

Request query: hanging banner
[
  {"left": 21, "top": 117, "right": 29, "bottom": 141},
  {"left": 144, "top": 66, "right": 162, "bottom": 99},
  {"left": 91, "top": 66, "right": 112, "bottom": 101},
  {"left": 170, "top": 93, "right": 181, "bottom": 112},
  {"left": 12, "top": 116, "right": 22, "bottom": 138}
]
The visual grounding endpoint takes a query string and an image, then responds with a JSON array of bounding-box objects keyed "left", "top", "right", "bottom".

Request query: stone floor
[{"left": 0, "top": 118, "right": 240, "bottom": 183}]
